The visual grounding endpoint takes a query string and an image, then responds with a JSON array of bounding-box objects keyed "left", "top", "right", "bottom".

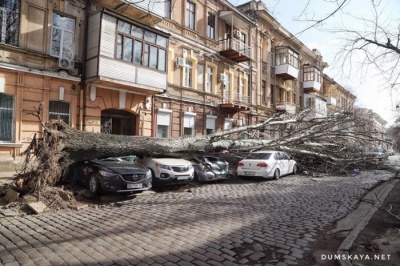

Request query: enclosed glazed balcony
[
  {"left": 96, "top": 0, "right": 164, "bottom": 25},
  {"left": 85, "top": 12, "right": 168, "bottom": 95},
  {"left": 325, "top": 96, "right": 337, "bottom": 106},
  {"left": 303, "top": 65, "right": 321, "bottom": 92},
  {"left": 275, "top": 46, "right": 299, "bottom": 80},
  {"left": 220, "top": 91, "right": 250, "bottom": 112},
  {"left": 305, "top": 94, "right": 328, "bottom": 117},
  {"left": 276, "top": 102, "right": 296, "bottom": 114}
]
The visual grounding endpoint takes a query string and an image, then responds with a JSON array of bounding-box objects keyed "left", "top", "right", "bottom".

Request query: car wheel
[
  {"left": 149, "top": 168, "right": 159, "bottom": 187},
  {"left": 273, "top": 169, "right": 280, "bottom": 180},
  {"left": 193, "top": 172, "right": 199, "bottom": 182},
  {"left": 89, "top": 174, "right": 101, "bottom": 194},
  {"left": 292, "top": 164, "right": 298, "bottom": 175}
]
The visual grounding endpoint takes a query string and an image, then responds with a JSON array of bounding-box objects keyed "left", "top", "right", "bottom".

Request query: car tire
[
  {"left": 273, "top": 169, "right": 280, "bottom": 180},
  {"left": 292, "top": 164, "right": 298, "bottom": 175},
  {"left": 149, "top": 168, "right": 159, "bottom": 187},
  {"left": 193, "top": 172, "right": 199, "bottom": 182},
  {"left": 89, "top": 174, "right": 101, "bottom": 194}
]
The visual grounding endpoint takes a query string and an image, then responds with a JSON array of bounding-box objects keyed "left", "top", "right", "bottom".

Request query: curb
[
  {"left": 0, "top": 172, "right": 17, "bottom": 180},
  {"left": 337, "top": 178, "right": 399, "bottom": 266}
]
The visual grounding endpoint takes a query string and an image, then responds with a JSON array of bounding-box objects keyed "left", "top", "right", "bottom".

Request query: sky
[{"left": 230, "top": 0, "right": 400, "bottom": 126}]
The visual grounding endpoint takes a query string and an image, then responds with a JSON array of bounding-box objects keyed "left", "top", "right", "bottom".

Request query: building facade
[
  {"left": 0, "top": 0, "right": 85, "bottom": 159},
  {"left": 0, "top": 0, "right": 358, "bottom": 160}
]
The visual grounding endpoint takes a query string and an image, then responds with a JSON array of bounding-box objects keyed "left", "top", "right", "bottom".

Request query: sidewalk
[
  {"left": 0, "top": 171, "right": 17, "bottom": 180},
  {"left": 0, "top": 159, "right": 22, "bottom": 180}
]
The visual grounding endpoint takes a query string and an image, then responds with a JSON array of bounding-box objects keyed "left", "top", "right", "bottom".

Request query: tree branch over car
[{"left": 13, "top": 103, "right": 389, "bottom": 195}]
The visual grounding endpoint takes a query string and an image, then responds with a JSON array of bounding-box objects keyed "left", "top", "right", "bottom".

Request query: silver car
[{"left": 192, "top": 156, "right": 230, "bottom": 182}]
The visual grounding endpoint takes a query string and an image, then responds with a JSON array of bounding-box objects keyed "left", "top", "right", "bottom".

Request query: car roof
[{"left": 252, "top": 150, "right": 280, "bottom": 153}]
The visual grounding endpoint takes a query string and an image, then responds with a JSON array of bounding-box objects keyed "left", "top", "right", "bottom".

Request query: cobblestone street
[{"left": 0, "top": 170, "right": 393, "bottom": 266}]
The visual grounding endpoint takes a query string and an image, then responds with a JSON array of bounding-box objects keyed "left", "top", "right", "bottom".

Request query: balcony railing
[
  {"left": 276, "top": 102, "right": 296, "bottom": 114},
  {"left": 303, "top": 80, "right": 321, "bottom": 92},
  {"left": 219, "top": 38, "right": 251, "bottom": 62},
  {"left": 325, "top": 96, "right": 337, "bottom": 106},
  {"left": 223, "top": 91, "right": 250, "bottom": 106}
]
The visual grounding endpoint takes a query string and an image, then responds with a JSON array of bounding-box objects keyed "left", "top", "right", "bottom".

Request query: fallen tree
[{"left": 15, "top": 107, "right": 390, "bottom": 194}]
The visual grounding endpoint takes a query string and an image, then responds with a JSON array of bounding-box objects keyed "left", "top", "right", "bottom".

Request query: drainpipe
[
  {"left": 79, "top": 0, "right": 92, "bottom": 131},
  {"left": 151, "top": 94, "right": 156, "bottom": 137}
]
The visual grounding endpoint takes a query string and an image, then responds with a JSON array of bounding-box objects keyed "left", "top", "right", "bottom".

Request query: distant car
[
  {"left": 136, "top": 156, "right": 194, "bottom": 186},
  {"left": 191, "top": 156, "right": 230, "bottom": 182},
  {"left": 71, "top": 157, "right": 152, "bottom": 194},
  {"left": 364, "top": 148, "right": 388, "bottom": 160},
  {"left": 237, "top": 151, "right": 297, "bottom": 180}
]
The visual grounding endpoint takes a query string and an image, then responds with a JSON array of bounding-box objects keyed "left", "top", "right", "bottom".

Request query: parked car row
[{"left": 63, "top": 150, "right": 298, "bottom": 194}]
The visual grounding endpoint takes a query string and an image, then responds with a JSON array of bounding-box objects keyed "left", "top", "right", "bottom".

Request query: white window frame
[
  {"left": 183, "top": 112, "right": 196, "bottom": 136},
  {"left": 206, "top": 115, "right": 217, "bottom": 135},
  {"left": 50, "top": 13, "right": 75, "bottom": 60},
  {"left": 183, "top": 59, "right": 193, "bottom": 88},
  {"left": 157, "top": 109, "right": 172, "bottom": 138},
  {"left": 185, "top": 1, "right": 196, "bottom": 30}
]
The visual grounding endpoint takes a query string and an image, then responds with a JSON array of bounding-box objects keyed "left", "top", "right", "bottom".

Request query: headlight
[
  {"left": 188, "top": 164, "right": 193, "bottom": 169},
  {"left": 155, "top": 163, "right": 171, "bottom": 170},
  {"left": 98, "top": 170, "right": 115, "bottom": 177},
  {"left": 146, "top": 170, "right": 152, "bottom": 178}
]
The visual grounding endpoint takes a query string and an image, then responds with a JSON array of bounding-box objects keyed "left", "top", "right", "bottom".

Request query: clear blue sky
[{"left": 230, "top": 0, "right": 400, "bottom": 125}]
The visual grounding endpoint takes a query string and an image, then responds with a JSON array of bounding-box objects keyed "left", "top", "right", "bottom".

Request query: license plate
[
  {"left": 244, "top": 171, "right": 255, "bottom": 175},
  {"left": 177, "top": 176, "right": 189, "bottom": 180},
  {"left": 127, "top": 183, "right": 143, "bottom": 189}
]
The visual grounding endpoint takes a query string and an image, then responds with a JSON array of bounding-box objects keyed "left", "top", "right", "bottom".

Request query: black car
[{"left": 69, "top": 157, "right": 152, "bottom": 194}]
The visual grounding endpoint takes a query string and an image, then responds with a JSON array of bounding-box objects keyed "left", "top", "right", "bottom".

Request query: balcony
[
  {"left": 275, "top": 64, "right": 299, "bottom": 80},
  {"left": 303, "top": 80, "right": 321, "bottom": 92},
  {"left": 96, "top": 0, "right": 164, "bottom": 25},
  {"left": 325, "top": 96, "right": 337, "bottom": 106},
  {"left": 276, "top": 102, "right": 296, "bottom": 114},
  {"left": 303, "top": 65, "right": 321, "bottom": 92},
  {"left": 85, "top": 12, "right": 167, "bottom": 95},
  {"left": 218, "top": 10, "right": 253, "bottom": 63},
  {"left": 275, "top": 47, "right": 299, "bottom": 80},
  {"left": 219, "top": 38, "right": 251, "bottom": 62},
  {"left": 220, "top": 91, "right": 250, "bottom": 112}
]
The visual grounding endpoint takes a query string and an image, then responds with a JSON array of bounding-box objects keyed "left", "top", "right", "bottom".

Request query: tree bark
[{"left": 15, "top": 109, "right": 390, "bottom": 193}]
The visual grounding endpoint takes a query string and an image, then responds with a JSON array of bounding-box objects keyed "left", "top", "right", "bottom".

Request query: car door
[{"left": 279, "top": 152, "right": 290, "bottom": 175}]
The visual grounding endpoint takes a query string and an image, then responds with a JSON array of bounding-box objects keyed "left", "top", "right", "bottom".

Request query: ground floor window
[
  {"left": 0, "top": 93, "right": 14, "bottom": 141},
  {"left": 206, "top": 115, "right": 216, "bottom": 135},
  {"left": 183, "top": 112, "right": 196, "bottom": 136},
  {"left": 49, "top": 100, "right": 70, "bottom": 125},
  {"left": 157, "top": 110, "right": 171, "bottom": 138},
  {"left": 224, "top": 118, "right": 233, "bottom": 130}
]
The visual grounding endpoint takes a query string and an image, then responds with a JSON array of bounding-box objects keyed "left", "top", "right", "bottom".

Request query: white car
[
  {"left": 136, "top": 156, "right": 194, "bottom": 186},
  {"left": 237, "top": 151, "right": 297, "bottom": 180}
]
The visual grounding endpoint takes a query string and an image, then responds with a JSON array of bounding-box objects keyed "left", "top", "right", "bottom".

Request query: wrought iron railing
[{"left": 219, "top": 38, "right": 251, "bottom": 58}]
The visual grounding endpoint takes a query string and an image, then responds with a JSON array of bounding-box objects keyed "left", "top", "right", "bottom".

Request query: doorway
[{"left": 101, "top": 109, "right": 136, "bottom": 135}]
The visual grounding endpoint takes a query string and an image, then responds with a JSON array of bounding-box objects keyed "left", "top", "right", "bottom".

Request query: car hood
[
  {"left": 93, "top": 161, "right": 147, "bottom": 174},
  {"left": 151, "top": 158, "right": 191, "bottom": 166}
]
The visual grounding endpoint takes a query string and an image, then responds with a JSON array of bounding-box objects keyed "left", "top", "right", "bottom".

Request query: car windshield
[{"left": 246, "top": 153, "right": 272, "bottom": 160}]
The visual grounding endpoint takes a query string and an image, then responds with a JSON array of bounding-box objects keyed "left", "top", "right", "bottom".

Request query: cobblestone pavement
[{"left": 0, "top": 170, "right": 393, "bottom": 266}]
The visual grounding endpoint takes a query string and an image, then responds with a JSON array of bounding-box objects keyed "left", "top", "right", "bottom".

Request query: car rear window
[{"left": 246, "top": 153, "right": 272, "bottom": 160}]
